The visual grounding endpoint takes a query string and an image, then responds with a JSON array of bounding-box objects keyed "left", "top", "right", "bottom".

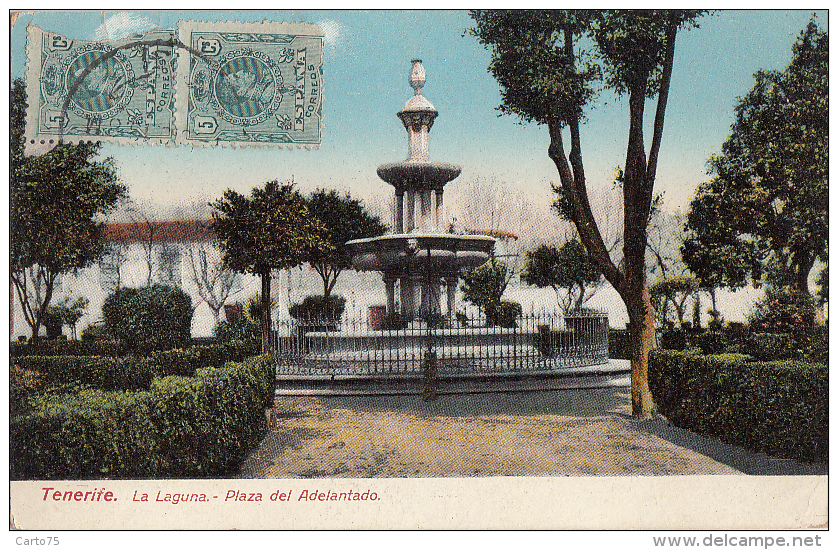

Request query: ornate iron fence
[{"left": 272, "top": 310, "right": 609, "bottom": 378}]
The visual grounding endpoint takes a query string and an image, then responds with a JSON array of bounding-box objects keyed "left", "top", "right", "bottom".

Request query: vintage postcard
[{"left": 8, "top": 9, "right": 829, "bottom": 537}]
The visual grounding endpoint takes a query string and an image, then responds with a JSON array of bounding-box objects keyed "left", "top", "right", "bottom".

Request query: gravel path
[{"left": 235, "top": 388, "right": 826, "bottom": 478}]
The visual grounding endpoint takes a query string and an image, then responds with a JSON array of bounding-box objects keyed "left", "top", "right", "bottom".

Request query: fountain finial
[{"left": 409, "top": 59, "right": 426, "bottom": 95}]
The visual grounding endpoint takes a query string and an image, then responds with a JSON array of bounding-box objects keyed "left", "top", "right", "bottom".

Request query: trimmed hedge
[
  {"left": 148, "top": 340, "right": 261, "bottom": 377},
  {"left": 486, "top": 299, "right": 522, "bottom": 328},
  {"left": 214, "top": 318, "right": 261, "bottom": 345},
  {"left": 10, "top": 355, "right": 274, "bottom": 480},
  {"left": 13, "top": 356, "right": 155, "bottom": 391},
  {"left": 657, "top": 324, "right": 828, "bottom": 363},
  {"left": 12, "top": 341, "right": 262, "bottom": 391},
  {"left": 10, "top": 339, "right": 125, "bottom": 358},
  {"left": 649, "top": 350, "right": 827, "bottom": 463}
]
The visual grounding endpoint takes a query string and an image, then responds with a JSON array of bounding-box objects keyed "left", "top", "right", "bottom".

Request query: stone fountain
[
  {"left": 347, "top": 60, "right": 495, "bottom": 321},
  {"left": 274, "top": 60, "right": 620, "bottom": 392}
]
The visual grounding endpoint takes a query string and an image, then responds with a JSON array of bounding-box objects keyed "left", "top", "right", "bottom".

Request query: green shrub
[
  {"left": 288, "top": 295, "right": 346, "bottom": 321},
  {"left": 749, "top": 286, "right": 815, "bottom": 334},
  {"left": 382, "top": 312, "right": 409, "bottom": 330},
  {"left": 649, "top": 350, "right": 827, "bottom": 463},
  {"left": 424, "top": 313, "right": 449, "bottom": 329},
  {"left": 660, "top": 329, "right": 688, "bottom": 351},
  {"left": 608, "top": 328, "right": 631, "bottom": 359},
  {"left": 213, "top": 318, "right": 261, "bottom": 345},
  {"left": 13, "top": 341, "right": 262, "bottom": 391},
  {"left": 147, "top": 356, "right": 274, "bottom": 476},
  {"left": 81, "top": 323, "right": 112, "bottom": 341},
  {"left": 10, "top": 389, "right": 159, "bottom": 480},
  {"left": 10, "top": 355, "right": 274, "bottom": 480},
  {"left": 10, "top": 365, "right": 49, "bottom": 417},
  {"left": 102, "top": 285, "right": 193, "bottom": 352},
  {"left": 800, "top": 325, "right": 828, "bottom": 364},
  {"left": 149, "top": 341, "right": 261, "bottom": 377},
  {"left": 10, "top": 338, "right": 125, "bottom": 358},
  {"left": 14, "top": 355, "right": 157, "bottom": 391},
  {"left": 690, "top": 331, "right": 729, "bottom": 355},
  {"left": 486, "top": 299, "right": 522, "bottom": 328},
  {"left": 744, "top": 332, "right": 797, "bottom": 361},
  {"left": 455, "top": 311, "right": 469, "bottom": 328}
]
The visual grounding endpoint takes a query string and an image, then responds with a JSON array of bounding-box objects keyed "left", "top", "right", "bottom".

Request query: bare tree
[
  {"left": 155, "top": 242, "right": 182, "bottom": 286},
  {"left": 98, "top": 242, "right": 129, "bottom": 293},
  {"left": 185, "top": 243, "right": 239, "bottom": 323}
]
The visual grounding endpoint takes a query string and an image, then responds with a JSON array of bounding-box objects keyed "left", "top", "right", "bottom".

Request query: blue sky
[{"left": 9, "top": 9, "right": 828, "bottom": 217}]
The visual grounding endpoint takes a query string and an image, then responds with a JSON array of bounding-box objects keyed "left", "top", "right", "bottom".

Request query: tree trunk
[
  {"left": 626, "top": 283, "right": 656, "bottom": 418},
  {"left": 261, "top": 271, "right": 272, "bottom": 354},
  {"left": 692, "top": 293, "right": 701, "bottom": 329}
]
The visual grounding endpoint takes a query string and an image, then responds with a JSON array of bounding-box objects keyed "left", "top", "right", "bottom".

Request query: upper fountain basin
[{"left": 377, "top": 160, "right": 462, "bottom": 189}]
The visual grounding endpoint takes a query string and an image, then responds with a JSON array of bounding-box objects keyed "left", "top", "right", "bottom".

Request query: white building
[{"left": 10, "top": 219, "right": 289, "bottom": 340}]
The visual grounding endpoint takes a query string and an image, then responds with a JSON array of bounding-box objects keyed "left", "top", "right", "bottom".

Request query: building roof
[{"left": 103, "top": 219, "right": 214, "bottom": 243}]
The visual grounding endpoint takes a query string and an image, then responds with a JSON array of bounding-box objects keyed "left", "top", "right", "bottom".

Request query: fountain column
[
  {"left": 395, "top": 190, "right": 404, "bottom": 233},
  {"left": 421, "top": 278, "right": 441, "bottom": 317},
  {"left": 405, "top": 189, "right": 416, "bottom": 232},
  {"left": 420, "top": 190, "right": 433, "bottom": 231},
  {"left": 446, "top": 276, "right": 458, "bottom": 321},
  {"left": 384, "top": 276, "right": 397, "bottom": 315},
  {"left": 435, "top": 190, "right": 443, "bottom": 229}
]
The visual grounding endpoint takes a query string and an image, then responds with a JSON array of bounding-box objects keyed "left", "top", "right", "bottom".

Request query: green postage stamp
[
  {"left": 24, "top": 21, "right": 324, "bottom": 154},
  {"left": 177, "top": 21, "right": 323, "bottom": 147}
]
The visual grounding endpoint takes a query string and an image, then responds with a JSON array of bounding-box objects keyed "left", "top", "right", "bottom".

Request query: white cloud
[{"left": 90, "top": 12, "right": 158, "bottom": 41}]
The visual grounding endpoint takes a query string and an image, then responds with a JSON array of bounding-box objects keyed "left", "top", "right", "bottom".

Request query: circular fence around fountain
[{"left": 272, "top": 310, "right": 610, "bottom": 382}]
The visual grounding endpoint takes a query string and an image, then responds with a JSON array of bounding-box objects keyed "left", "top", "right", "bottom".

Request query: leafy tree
[
  {"left": 44, "top": 296, "right": 89, "bottom": 340},
  {"left": 649, "top": 275, "right": 699, "bottom": 329},
  {"left": 305, "top": 189, "right": 387, "bottom": 298},
  {"left": 470, "top": 10, "right": 705, "bottom": 416},
  {"left": 11, "top": 78, "right": 126, "bottom": 339},
  {"left": 683, "top": 19, "right": 827, "bottom": 297},
  {"left": 522, "top": 240, "right": 602, "bottom": 315},
  {"left": 460, "top": 259, "right": 513, "bottom": 323},
  {"left": 211, "top": 181, "right": 325, "bottom": 352}
]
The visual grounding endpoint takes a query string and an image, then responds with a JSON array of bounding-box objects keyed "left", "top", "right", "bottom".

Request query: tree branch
[{"left": 646, "top": 15, "right": 678, "bottom": 188}]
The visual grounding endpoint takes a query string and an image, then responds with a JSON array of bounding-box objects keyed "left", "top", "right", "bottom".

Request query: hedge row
[
  {"left": 10, "top": 339, "right": 126, "bottom": 358},
  {"left": 658, "top": 326, "right": 828, "bottom": 363},
  {"left": 10, "top": 355, "right": 274, "bottom": 480},
  {"left": 13, "top": 341, "right": 261, "bottom": 392},
  {"left": 649, "top": 350, "right": 827, "bottom": 463},
  {"left": 147, "top": 340, "right": 261, "bottom": 377}
]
